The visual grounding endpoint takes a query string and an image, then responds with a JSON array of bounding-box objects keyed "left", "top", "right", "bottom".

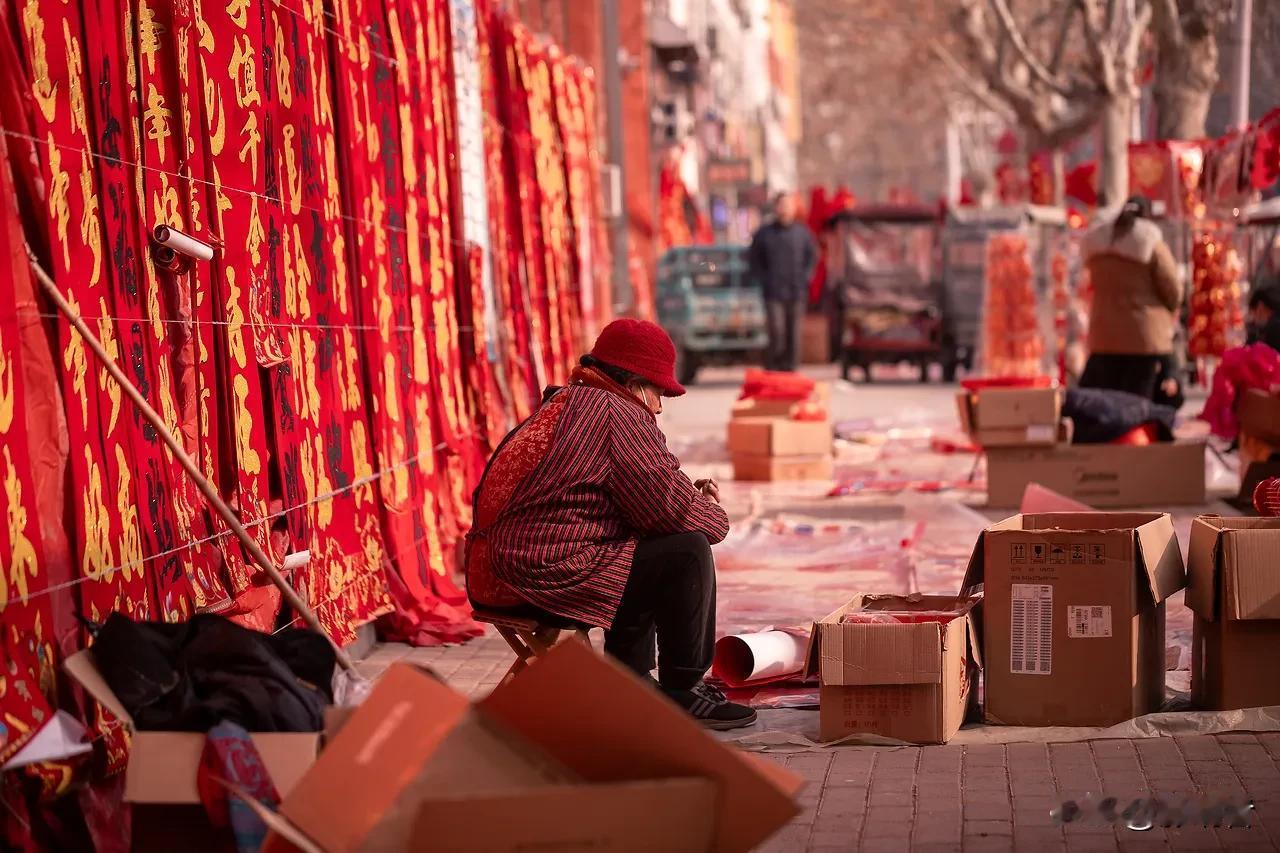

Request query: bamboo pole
[{"left": 27, "top": 247, "right": 358, "bottom": 675}]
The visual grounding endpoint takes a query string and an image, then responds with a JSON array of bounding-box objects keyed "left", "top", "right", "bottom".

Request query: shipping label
[
  {"left": 1067, "top": 605, "right": 1112, "bottom": 638},
  {"left": 1011, "top": 584, "right": 1053, "bottom": 675}
]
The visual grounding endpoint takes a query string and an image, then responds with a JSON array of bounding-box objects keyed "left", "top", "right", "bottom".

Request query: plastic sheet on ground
[{"left": 713, "top": 705, "right": 1280, "bottom": 752}]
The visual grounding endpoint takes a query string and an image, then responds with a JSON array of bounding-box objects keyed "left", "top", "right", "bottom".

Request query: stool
[{"left": 472, "top": 608, "right": 591, "bottom": 686}]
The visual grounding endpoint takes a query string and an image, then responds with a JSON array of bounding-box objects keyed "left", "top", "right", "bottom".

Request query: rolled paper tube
[
  {"left": 153, "top": 224, "right": 215, "bottom": 261},
  {"left": 712, "top": 629, "right": 811, "bottom": 689},
  {"left": 282, "top": 550, "right": 312, "bottom": 572}
]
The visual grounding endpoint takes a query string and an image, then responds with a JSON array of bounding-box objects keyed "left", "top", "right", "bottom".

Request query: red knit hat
[{"left": 588, "top": 319, "right": 686, "bottom": 397}]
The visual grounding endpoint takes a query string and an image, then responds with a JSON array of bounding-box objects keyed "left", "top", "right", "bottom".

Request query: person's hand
[{"left": 695, "top": 478, "right": 720, "bottom": 504}]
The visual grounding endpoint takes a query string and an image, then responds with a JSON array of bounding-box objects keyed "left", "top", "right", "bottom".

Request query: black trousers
[
  {"left": 1079, "top": 353, "right": 1174, "bottom": 404},
  {"left": 765, "top": 299, "right": 804, "bottom": 372},
  {"left": 604, "top": 532, "right": 716, "bottom": 691}
]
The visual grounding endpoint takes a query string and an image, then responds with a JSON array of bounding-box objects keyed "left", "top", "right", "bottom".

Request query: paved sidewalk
[{"left": 361, "top": 635, "right": 1280, "bottom": 852}]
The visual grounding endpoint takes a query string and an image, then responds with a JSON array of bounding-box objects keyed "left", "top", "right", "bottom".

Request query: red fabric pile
[
  {"left": 1199, "top": 344, "right": 1280, "bottom": 440},
  {"left": 739, "top": 369, "right": 816, "bottom": 402}
]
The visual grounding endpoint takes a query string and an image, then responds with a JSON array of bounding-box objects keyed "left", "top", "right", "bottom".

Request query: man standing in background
[{"left": 749, "top": 193, "right": 818, "bottom": 372}]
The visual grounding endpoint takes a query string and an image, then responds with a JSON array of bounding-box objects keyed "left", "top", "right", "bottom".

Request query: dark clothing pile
[
  {"left": 748, "top": 220, "right": 818, "bottom": 303},
  {"left": 92, "top": 612, "right": 335, "bottom": 732},
  {"left": 1064, "top": 387, "right": 1178, "bottom": 445}
]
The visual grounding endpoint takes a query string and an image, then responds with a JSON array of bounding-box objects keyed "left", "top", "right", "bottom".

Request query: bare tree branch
[
  {"left": 1150, "top": 0, "right": 1186, "bottom": 50},
  {"left": 930, "top": 41, "right": 1018, "bottom": 123},
  {"left": 987, "top": 0, "right": 1073, "bottom": 96},
  {"left": 1049, "top": 3, "right": 1077, "bottom": 73}
]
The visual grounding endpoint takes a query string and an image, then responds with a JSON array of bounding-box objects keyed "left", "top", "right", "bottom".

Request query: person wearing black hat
[
  {"left": 1079, "top": 195, "right": 1185, "bottom": 404},
  {"left": 464, "top": 319, "right": 756, "bottom": 730}
]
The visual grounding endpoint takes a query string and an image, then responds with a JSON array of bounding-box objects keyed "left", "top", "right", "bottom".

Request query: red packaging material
[
  {"left": 839, "top": 611, "right": 960, "bottom": 625},
  {"left": 960, "top": 376, "right": 1054, "bottom": 392},
  {"left": 739, "top": 369, "right": 817, "bottom": 402},
  {"left": 1111, "top": 423, "right": 1159, "bottom": 446}
]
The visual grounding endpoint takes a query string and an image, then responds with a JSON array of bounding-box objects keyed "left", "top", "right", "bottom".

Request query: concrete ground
[{"left": 364, "top": 366, "right": 1277, "bottom": 852}]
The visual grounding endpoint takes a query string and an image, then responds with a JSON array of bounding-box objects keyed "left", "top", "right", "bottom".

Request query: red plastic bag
[
  {"left": 739, "top": 368, "right": 817, "bottom": 402},
  {"left": 960, "top": 375, "right": 1055, "bottom": 392}
]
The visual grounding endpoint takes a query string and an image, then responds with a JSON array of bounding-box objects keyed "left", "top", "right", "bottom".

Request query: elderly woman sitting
[{"left": 464, "top": 319, "right": 754, "bottom": 730}]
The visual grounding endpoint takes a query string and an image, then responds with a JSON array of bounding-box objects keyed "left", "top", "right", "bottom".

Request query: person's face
[
  {"left": 775, "top": 195, "right": 797, "bottom": 224},
  {"left": 1250, "top": 301, "right": 1275, "bottom": 329},
  {"left": 632, "top": 383, "right": 664, "bottom": 415}
]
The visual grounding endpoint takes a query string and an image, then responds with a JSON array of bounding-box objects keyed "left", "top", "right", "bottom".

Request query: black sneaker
[{"left": 663, "top": 682, "right": 758, "bottom": 731}]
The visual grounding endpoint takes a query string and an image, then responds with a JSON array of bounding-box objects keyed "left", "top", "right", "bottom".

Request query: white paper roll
[
  {"left": 153, "top": 225, "right": 215, "bottom": 261},
  {"left": 712, "top": 630, "right": 810, "bottom": 688}
]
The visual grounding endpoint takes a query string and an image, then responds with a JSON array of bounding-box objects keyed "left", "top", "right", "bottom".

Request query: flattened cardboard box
[
  {"left": 64, "top": 650, "right": 320, "bottom": 853},
  {"left": 985, "top": 442, "right": 1206, "bottom": 508},
  {"left": 726, "top": 417, "right": 831, "bottom": 457},
  {"left": 732, "top": 454, "right": 833, "bottom": 482},
  {"left": 1186, "top": 516, "right": 1280, "bottom": 711},
  {"left": 803, "top": 594, "right": 983, "bottom": 744},
  {"left": 956, "top": 387, "right": 1062, "bottom": 448},
  {"left": 258, "top": 641, "right": 802, "bottom": 853},
  {"left": 962, "top": 513, "right": 1186, "bottom": 727}
]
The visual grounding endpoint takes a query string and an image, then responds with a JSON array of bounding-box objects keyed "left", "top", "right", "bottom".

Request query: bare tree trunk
[
  {"left": 1051, "top": 149, "right": 1066, "bottom": 206},
  {"left": 1099, "top": 95, "right": 1132, "bottom": 205},
  {"left": 1152, "top": 0, "right": 1226, "bottom": 139}
]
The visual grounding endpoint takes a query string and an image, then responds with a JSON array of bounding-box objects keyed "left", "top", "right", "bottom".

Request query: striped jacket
[{"left": 465, "top": 368, "right": 730, "bottom": 628}]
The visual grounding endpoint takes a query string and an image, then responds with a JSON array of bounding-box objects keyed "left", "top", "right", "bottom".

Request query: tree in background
[
  {"left": 938, "top": 0, "right": 1150, "bottom": 205},
  {"left": 1150, "top": 0, "right": 1233, "bottom": 139}
]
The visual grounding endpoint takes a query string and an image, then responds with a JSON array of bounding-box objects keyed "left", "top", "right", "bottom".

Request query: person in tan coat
[{"left": 1079, "top": 196, "right": 1184, "bottom": 404}]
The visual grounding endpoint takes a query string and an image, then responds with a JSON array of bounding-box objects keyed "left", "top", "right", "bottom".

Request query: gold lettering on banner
[
  {"left": 81, "top": 447, "right": 115, "bottom": 581},
  {"left": 292, "top": 224, "right": 312, "bottom": 317},
  {"left": 64, "top": 21, "right": 86, "bottom": 136},
  {"left": 124, "top": 8, "right": 137, "bottom": 90},
  {"left": 23, "top": 0, "right": 57, "bottom": 122},
  {"left": 226, "top": 0, "right": 250, "bottom": 30},
  {"left": 376, "top": 286, "right": 392, "bottom": 343},
  {"left": 283, "top": 126, "right": 301, "bottom": 215},
  {"left": 79, "top": 152, "right": 102, "bottom": 286},
  {"left": 97, "top": 298, "right": 122, "bottom": 434},
  {"left": 382, "top": 354, "right": 400, "bottom": 423},
  {"left": 282, "top": 226, "right": 297, "bottom": 316},
  {"left": 144, "top": 84, "right": 173, "bottom": 160},
  {"left": 275, "top": 19, "right": 292, "bottom": 107},
  {"left": 151, "top": 172, "right": 181, "bottom": 226},
  {"left": 312, "top": 435, "right": 333, "bottom": 527},
  {"left": 246, "top": 194, "right": 264, "bottom": 264},
  {"left": 137, "top": 2, "right": 164, "bottom": 74},
  {"left": 212, "top": 164, "right": 232, "bottom": 237},
  {"left": 229, "top": 34, "right": 260, "bottom": 107},
  {"left": 341, "top": 332, "right": 360, "bottom": 411},
  {"left": 232, "top": 375, "right": 262, "bottom": 474},
  {"left": 238, "top": 112, "right": 261, "bottom": 182},
  {"left": 0, "top": 334, "right": 13, "bottom": 434},
  {"left": 3, "top": 449, "right": 39, "bottom": 608},
  {"left": 300, "top": 335, "right": 320, "bottom": 423},
  {"left": 47, "top": 140, "right": 70, "bottom": 268},
  {"left": 63, "top": 299, "right": 89, "bottom": 427},
  {"left": 203, "top": 64, "right": 226, "bottom": 155},
  {"left": 155, "top": 357, "right": 179, "bottom": 457},
  {"left": 410, "top": 294, "right": 429, "bottom": 382},
  {"left": 226, "top": 268, "right": 247, "bottom": 368},
  {"left": 350, "top": 419, "right": 373, "bottom": 480},
  {"left": 114, "top": 444, "right": 143, "bottom": 581}
]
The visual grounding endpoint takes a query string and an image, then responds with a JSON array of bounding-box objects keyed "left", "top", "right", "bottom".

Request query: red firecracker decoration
[
  {"left": 983, "top": 233, "right": 1044, "bottom": 377},
  {"left": 1050, "top": 250, "right": 1070, "bottom": 385},
  {"left": 1188, "top": 228, "right": 1245, "bottom": 361}
]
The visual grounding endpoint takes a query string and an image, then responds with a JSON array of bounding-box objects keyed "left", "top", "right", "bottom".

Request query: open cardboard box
[
  {"left": 962, "top": 512, "right": 1185, "bottom": 727},
  {"left": 732, "top": 381, "right": 831, "bottom": 420},
  {"left": 804, "top": 594, "right": 983, "bottom": 744},
  {"left": 251, "top": 640, "right": 802, "bottom": 853},
  {"left": 64, "top": 649, "right": 322, "bottom": 852},
  {"left": 1187, "top": 517, "right": 1280, "bottom": 711},
  {"left": 956, "top": 387, "right": 1063, "bottom": 448},
  {"left": 985, "top": 441, "right": 1207, "bottom": 508}
]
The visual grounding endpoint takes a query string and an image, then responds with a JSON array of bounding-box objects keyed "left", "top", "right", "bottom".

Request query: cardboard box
[
  {"left": 801, "top": 314, "right": 830, "bottom": 364},
  {"left": 962, "top": 512, "right": 1186, "bottom": 727},
  {"left": 985, "top": 441, "right": 1207, "bottom": 508},
  {"left": 1186, "top": 517, "right": 1280, "bottom": 711},
  {"left": 64, "top": 650, "right": 321, "bottom": 852},
  {"left": 726, "top": 417, "right": 831, "bottom": 457},
  {"left": 732, "top": 382, "right": 830, "bottom": 420},
  {"left": 956, "top": 387, "right": 1062, "bottom": 448},
  {"left": 1238, "top": 388, "right": 1280, "bottom": 446},
  {"left": 256, "top": 641, "right": 802, "bottom": 853},
  {"left": 732, "top": 454, "right": 834, "bottom": 482},
  {"left": 804, "top": 594, "right": 983, "bottom": 744}
]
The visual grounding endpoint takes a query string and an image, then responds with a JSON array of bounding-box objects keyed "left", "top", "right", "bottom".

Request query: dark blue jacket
[{"left": 748, "top": 220, "right": 817, "bottom": 303}]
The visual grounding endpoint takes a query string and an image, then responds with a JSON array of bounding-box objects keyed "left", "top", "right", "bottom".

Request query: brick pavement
[{"left": 363, "top": 634, "right": 1280, "bottom": 852}]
